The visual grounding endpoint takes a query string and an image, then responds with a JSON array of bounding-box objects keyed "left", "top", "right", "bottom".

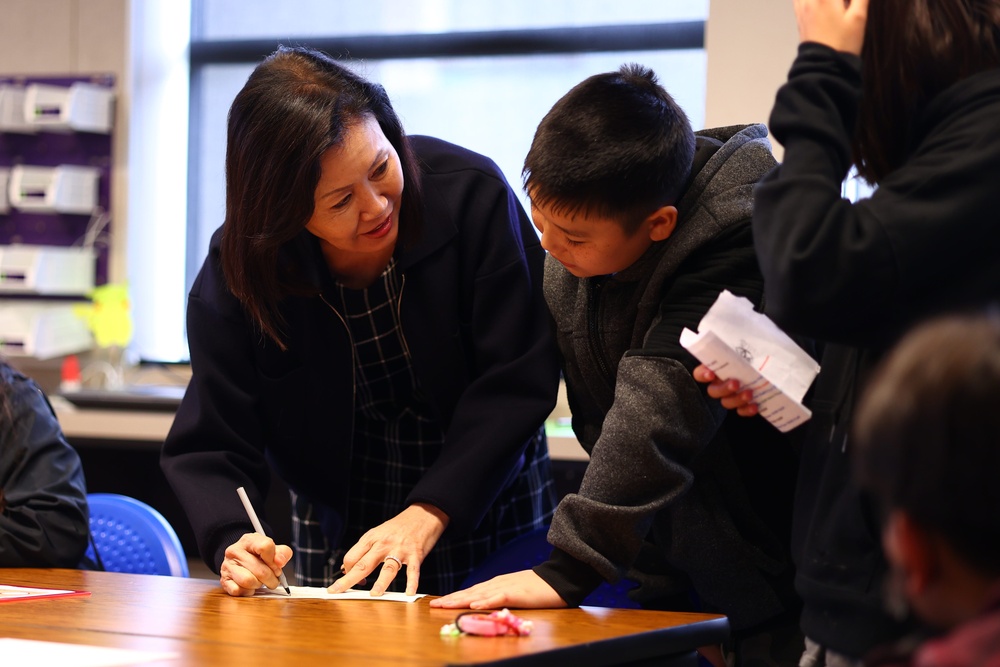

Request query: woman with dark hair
[
  {"left": 0, "top": 360, "right": 91, "bottom": 567},
  {"left": 161, "top": 46, "right": 559, "bottom": 598},
  {"left": 695, "top": 0, "right": 1000, "bottom": 663}
]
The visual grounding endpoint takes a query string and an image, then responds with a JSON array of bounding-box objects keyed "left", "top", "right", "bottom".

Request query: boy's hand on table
[
  {"left": 692, "top": 364, "right": 759, "bottom": 417},
  {"left": 220, "top": 533, "right": 293, "bottom": 597},
  {"left": 429, "top": 570, "right": 567, "bottom": 610}
]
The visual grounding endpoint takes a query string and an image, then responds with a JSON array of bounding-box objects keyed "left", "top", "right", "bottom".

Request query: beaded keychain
[{"left": 440, "top": 608, "right": 534, "bottom": 637}]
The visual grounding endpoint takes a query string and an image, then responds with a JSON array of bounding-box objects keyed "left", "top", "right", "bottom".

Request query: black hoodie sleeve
[
  {"left": 0, "top": 368, "right": 90, "bottom": 567},
  {"left": 754, "top": 43, "right": 1000, "bottom": 348}
]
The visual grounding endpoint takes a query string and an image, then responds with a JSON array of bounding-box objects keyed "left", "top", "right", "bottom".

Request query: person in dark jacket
[
  {"left": 695, "top": 0, "right": 1000, "bottom": 663},
  {"left": 853, "top": 313, "right": 1000, "bottom": 667},
  {"left": 433, "top": 64, "right": 804, "bottom": 666},
  {"left": 0, "top": 360, "right": 91, "bottom": 567},
  {"left": 160, "top": 46, "right": 559, "bottom": 598}
]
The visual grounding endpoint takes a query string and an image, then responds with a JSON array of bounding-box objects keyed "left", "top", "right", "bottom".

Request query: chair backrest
[
  {"left": 86, "top": 493, "right": 189, "bottom": 577},
  {"left": 460, "top": 526, "right": 640, "bottom": 608}
]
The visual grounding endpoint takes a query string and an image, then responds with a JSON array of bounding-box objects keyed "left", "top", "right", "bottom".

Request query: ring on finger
[{"left": 384, "top": 555, "right": 403, "bottom": 569}]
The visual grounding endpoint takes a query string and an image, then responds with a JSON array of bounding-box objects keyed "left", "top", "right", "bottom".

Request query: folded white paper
[
  {"left": 254, "top": 586, "right": 424, "bottom": 603},
  {"left": 680, "top": 290, "right": 820, "bottom": 432}
]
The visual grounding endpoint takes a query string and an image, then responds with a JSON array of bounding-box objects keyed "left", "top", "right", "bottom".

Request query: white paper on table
[
  {"left": 0, "top": 583, "right": 88, "bottom": 601},
  {"left": 680, "top": 290, "right": 821, "bottom": 433},
  {"left": 253, "top": 586, "right": 424, "bottom": 603},
  {"left": 0, "top": 638, "right": 177, "bottom": 666}
]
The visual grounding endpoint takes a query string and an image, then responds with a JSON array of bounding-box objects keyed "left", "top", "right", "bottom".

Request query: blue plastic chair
[
  {"left": 460, "top": 526, "right": 640, "bottom": 608},
  {"left": 86, "top": 493, "right": 189, "bottom": 577}
]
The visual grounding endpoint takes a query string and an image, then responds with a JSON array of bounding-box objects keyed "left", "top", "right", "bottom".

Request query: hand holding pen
[{"left": 218, "top": 487, "right": 294, "bottom": 597}]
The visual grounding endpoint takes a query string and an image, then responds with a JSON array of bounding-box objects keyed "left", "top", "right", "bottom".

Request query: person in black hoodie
[{"left": 695, "top": 0, "right": 1000, "bottom": 663}]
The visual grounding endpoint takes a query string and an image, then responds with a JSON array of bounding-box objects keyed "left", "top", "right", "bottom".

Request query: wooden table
[{"left": 0, "top": 569, "right": 728, "bottom": 666}]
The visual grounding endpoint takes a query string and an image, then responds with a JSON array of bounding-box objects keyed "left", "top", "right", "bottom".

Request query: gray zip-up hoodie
[{"left": 534, "top": 124, "right": 799, "bottom": 631}]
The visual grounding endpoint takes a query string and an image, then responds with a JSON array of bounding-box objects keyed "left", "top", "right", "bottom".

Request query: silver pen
[{"left": 236, "top": 486, "right": 291, "bottom": 595}]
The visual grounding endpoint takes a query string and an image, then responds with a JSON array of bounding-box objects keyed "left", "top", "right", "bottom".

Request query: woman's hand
[
  {"left": 220, "top": 533, "right": 293, "bottom": 597},
  {"left": 429, "top": 570, "right": 567, "bottom": 610},
  {"left": 793, "top": 0, "right": 869, "bottom": 55},
  {"left": 692, "top": 364, "right": 759, "bottom": 417},
  {"left": 329, "top": 502, "right": 449, "bottom": 596}
]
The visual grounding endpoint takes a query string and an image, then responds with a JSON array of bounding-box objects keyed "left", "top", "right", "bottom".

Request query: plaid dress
[{"left": 292, "top": 259, "right": 554, "bottom": 594}]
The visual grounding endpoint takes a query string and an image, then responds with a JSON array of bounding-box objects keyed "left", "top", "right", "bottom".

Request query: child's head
[
  {"left": 854, "top": 312, "right": 1000, "bottom": 628},
  {"left": 523, "top": 64, "right": 695, "bottom": 278}
]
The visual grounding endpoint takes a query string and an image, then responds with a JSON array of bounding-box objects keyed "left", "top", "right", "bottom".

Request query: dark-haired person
[
  {"left": 434, "top": 64, "right": 804, "bottom": 666},
  {"left": 160, "top": 46, "right": 559, "bottom": 598},
  {"left": 1, "top": 360, "right": 91, "bottom": 567},
  {"left": 853, "top": 313, "right": 1000, "bottom": 667},
  {"left": 695, "top": 0, "right": 1000, "bottom": 663}
]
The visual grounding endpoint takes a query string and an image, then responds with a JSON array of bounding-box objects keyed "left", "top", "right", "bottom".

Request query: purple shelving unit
[{"left": 0, "top": 74, "right": 115, "bottom": 287}]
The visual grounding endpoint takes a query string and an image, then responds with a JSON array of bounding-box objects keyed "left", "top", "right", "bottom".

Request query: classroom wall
[
  {"left": 0, "top": 0, "right": 802, "bottom": 300},
  {"left": 705, "top": 0, "right": 799, "bottom": 159}
]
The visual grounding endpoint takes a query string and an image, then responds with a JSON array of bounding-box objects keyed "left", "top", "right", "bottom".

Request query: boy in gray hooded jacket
[{"left": 433, "top": 64, "right": 802, "bottom": 664}]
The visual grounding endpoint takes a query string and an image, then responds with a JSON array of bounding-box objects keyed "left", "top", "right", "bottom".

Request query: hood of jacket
[{"left": 635, "top": 123, "right": 775, "bottom": 289}]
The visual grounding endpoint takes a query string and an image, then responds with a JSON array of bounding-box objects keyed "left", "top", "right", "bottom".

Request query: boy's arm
[{"left": 537, "top": 225, "right": 764, "bottom": 605}]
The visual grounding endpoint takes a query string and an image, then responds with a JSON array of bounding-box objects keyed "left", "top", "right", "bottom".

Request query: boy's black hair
[
  {"left": 854, "top": 311, "right": 1000, "bottom": 576},
  {"left": 522, "top": 63, "right": 695, "bottom": 235}
]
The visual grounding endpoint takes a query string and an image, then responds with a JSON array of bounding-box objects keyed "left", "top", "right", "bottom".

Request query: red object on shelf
[{"left": 60, "top": 354, "right": 82, "bottom": 392}]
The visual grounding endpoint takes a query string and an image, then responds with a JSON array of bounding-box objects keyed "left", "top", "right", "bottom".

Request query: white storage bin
[
  {"left": 0, "top": 168, "right": 9, "bottom": 213},
  {"left": 0, "top": 244, "right": 96, "bottom": 295},
  {"left": 0, "top": 301, "right": 93, "bottom": 359},
  {"left": 0, "top": 85, "right": 36, "bottom": 133},
  {"left": 24, "top": 82, "right": 114, "bottom": 133},
  {"left": 8, "top": 165, "right": 100, "bottom": 214}
]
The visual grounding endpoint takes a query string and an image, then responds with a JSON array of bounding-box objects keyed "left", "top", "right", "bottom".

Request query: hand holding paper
[{"left": 680, "top": 290, "right": 820, "bottom": 432}]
